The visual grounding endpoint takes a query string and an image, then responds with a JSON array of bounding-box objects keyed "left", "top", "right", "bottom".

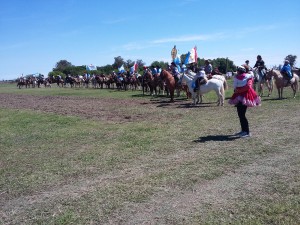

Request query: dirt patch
[{"left": 0, "top": 94, "right": 157, "bottom": 123}]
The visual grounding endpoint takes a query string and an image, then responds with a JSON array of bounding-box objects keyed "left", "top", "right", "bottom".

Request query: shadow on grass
[
  {"left": 194, "top": 134, "right": 240, "bottom": 143},
  {"left": 261, "top": 97, "right": 287, "bottom": 101}
]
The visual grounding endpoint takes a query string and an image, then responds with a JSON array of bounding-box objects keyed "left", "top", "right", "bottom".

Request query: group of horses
[
  {"left": 17, "top": 76, "right": 50, "bottom": 89},
  {"left": 16, "top": 67, "right": 300, "bottom": 104},
  {"left": 153, "top": 67, "right": 299, "bottom": 104},
  {"left": 253, "top": 68, "right": 299, "bottom": 99}
]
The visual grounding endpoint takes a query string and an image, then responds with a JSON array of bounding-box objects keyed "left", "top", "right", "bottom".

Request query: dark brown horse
[{"left": 160, "top": 70, "right": 175, "bottom": 102}]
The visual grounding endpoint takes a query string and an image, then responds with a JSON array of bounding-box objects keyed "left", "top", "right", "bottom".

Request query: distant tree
[
  {"left": 285, "top": 55, "right": 297, "bottom": 67},
  {"left": 125, "top": 59, "right": 134, "bottom": 69},
  {"left": 48, "top": 71, "right": 64, "bottom": 78},
  {"left": 136, "top": 59, "right": 145, "bottom": 67},
  {"left": 54, "top": 60, "right": 73, "bottom": 71},
  {"left": 150, "top": 61, "right": 169, "bottom": 69},
  {"left": 98, "top": 64, "right": 114, "bottom": 74},
  {"left": 113, "top": 56, "right": 125, "bottom": 69},
  {"left": 211, "top": 58, "right": 235, "bottom": 73}
]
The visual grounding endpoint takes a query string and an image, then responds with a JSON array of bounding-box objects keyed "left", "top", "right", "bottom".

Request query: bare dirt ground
[{"left": 0, "top": 93, "right": 157, "bottom": 123}]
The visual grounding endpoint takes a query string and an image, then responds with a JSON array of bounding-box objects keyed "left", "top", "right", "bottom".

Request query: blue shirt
[{"left": 281, "top": 64, "right": 292, "bottom": 77}]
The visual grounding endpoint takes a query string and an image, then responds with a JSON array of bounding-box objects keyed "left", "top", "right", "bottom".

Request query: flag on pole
[
  {"left": 130, "top": 62, "right": 138, "bottom": 73},
  {"left": 86, "top": 64, "right": 97, "bottom": 71},
  {"left": 171, "top": 45, "right": 177, "bottom": 61},
  {"left": 184, "top": 46, "right": 198, "bottom": 65},
  {"left": 173, "top": 54, "right": 181, "bottom": 65},
  {"left": 118, "top": 65, "right": 125, "bottom": 73}
]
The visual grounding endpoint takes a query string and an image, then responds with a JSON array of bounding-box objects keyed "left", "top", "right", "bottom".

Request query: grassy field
[{"left": 0, "top": 83, "right": 300, "bottom": 224}]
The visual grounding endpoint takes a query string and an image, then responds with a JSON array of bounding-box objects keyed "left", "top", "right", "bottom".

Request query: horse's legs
[
  {"left": 292, "top": 84, "right": 296, "bottom": 98},
  {"left": 169, "top": 89, "right": 175, "bottom": 102},
  {"left": 277, "top": 87, "right": 282, "bottom": 99},
  {"left": 259, "top": 82, "right": 264, "bottom": 97}
]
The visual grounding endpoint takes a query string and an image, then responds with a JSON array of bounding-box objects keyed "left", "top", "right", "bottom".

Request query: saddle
[{"left": 199, "top": 78, "right": 207, "bottom": 85}]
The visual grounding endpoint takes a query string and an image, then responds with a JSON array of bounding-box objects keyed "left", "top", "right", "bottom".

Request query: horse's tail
[
  {"left": 219, "top": 81, "right": 225, "bottom": 106},
  {"left": 220, "top": 82, "right": 225, "bottom": 98},
  {"left": 295, "top": 75, "right": 299, "bottom": 91},
  {"left": 223, "top": 79, "right": 228, "bottom": 90}
]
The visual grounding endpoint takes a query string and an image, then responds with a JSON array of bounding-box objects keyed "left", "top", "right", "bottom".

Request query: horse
[
  {"left": 266, "top": 69, "right": 299, "bottom": 99},
  {"left": 160, "top": 70, "right": 175, "bottom": 102},
  {"left": 143, "top": 71, "right": 164, "bottom": 96},
  {"left": 253, "top": 68, "right": 274, "bottom": 97},
  {"left": 128, "top": 74, "right": 141, "bottom": 91},
  {"left": 17, "top": 79, "right": 28, "bottom": 89},
  {"left": 210, "top": 74, "right": 228, "bottom": 90},
  {"left": 182, "top": 74, "right": 225, "bottom": 106}
]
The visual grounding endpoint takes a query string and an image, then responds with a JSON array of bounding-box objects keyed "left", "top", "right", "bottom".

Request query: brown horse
[
  {"left": 266, "top": 69, "right": 299, "bottom": 99},
  {"left": 143, "top": 71, "right": 165, "bottom": 96},
  {"left": 160, "top": 70, "right": 175, "bottom": 102}
]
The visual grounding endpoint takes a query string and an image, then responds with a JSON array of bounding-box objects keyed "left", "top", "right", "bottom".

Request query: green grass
[{"left": 1, "top": 82, "right": 300, "bottom": 224}]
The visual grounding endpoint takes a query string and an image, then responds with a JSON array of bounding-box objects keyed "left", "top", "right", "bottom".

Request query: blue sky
[{"left": 1, "top": 0, "right": 299, "bottom": 80}]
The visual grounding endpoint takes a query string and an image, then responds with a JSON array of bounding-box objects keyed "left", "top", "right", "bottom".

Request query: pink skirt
[{"left": 229, "top": 87, "right": 261, "bottom": 107}]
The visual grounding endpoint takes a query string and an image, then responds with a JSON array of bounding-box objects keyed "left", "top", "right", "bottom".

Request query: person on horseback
[
  {"left": 170, "top": 62, "right": 180, "bottom": 83},
  {"left": 193, "top": 67, "right": 207, "bottom": 92},
  {"left": 19, "top": 73, "right": 24, "bottom": 82},
  {"left": 151, "top": 65, "right": 158, "bottom": 76},
  {"left": 253, "top": 55, "right": 267, "bottom": 80},
  {"left": 204, "top": 60, "right": 213, "bottom": 79},
  {"left": 56, "top": 74, "right": 62, "bottom": 81},
  {"left": 280, "top": 60, "right": 293, "bottom": 83},
  {"left": 244, "top": 60, "right": 253, "bottom": 71}
]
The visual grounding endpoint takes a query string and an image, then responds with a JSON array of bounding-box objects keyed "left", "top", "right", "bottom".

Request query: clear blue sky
[{"left": 1, "top": 0, "right": 300, "bottom": 80}]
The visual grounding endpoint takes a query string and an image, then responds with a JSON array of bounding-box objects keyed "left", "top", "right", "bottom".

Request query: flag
[
  {"left": 171, "top": 45, "right": 177, "bottom": 60},
  {"left": 118, "top": 65, "right": 125, "bottom": 73},
  {"left": 184, "top": 52, "right": 191, "bottom": 65},
  {"left": 194, "top": 46, "right": 198, "bottom": 64},
  {"left": 86, "top": 64, "right": 97, "bottom": 71},
  {"left": 173, "top": 54, "right": 181, "bottom": 65},
  {"left": 184, "top": 46, "right": 198, "bottom": 65},
  {"left": 130, "top": 62, "right": 138, "bottom": 73}
]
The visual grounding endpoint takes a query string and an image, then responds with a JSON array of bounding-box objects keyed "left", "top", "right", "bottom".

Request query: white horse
[
  {"left": 210, "top": 74, "right": 228, "bottom": 90},
  {"left": 185, "top": 71, "right": 228, "bottom": 90},
  {"left": 253, "top": 68, "right": 274, "bottom": 97},
  {"left": 182, "top": 74, "right": 225, "bottom": 106}
]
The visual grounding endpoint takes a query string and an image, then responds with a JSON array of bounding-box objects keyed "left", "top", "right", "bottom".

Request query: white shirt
[{"left": 233, "top": 72, "right": 254, "bottom": 89}]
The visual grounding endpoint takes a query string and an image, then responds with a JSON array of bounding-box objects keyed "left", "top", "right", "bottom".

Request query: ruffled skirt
[{"left": 229, "top": 87, "right": 261, "bottom": 107}]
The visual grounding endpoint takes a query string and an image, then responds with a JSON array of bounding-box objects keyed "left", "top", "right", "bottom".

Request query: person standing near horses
[
  {"left": 229, "top": 65, "right": 261, "bottom": 138},
  {"left": 204, "top": 60, "right": 213, "bottom": 79},
  {"left": 280, "top": 60, "right": 293, "bottom": 84}
]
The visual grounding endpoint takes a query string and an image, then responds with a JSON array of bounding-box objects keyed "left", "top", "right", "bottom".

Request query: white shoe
[
  {"left": 235, "top": 131, "right": 244, "bottom": 136},
  {"left": 239, "top": 132, "right": 251, "bottom": 138}
]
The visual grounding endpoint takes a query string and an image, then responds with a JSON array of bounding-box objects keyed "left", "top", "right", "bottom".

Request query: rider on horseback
[
  {"left": 280, "top": 60, "right": 293, "bottom": 83},
  {"left": 253, "top": 55, "right": 267, "bottom": 81},
  {"left": 193, "top": 67, "right": 207, "bottom": 92},
  {"left": 170, "top": 62, "right": 180, "bottom": 83}
]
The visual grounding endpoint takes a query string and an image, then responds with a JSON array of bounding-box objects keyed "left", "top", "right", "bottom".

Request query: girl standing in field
[{"left": 229, "top": 65, "right": 261, "bottom": 138}]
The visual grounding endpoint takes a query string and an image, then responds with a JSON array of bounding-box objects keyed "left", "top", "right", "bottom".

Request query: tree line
[{"left": 47, "top": 54, "right": 297, "bottom": 78}]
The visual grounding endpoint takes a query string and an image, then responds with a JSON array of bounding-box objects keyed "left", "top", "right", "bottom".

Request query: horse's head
[{"left": 265, "top": 69, "right": 272, "bottom": 79}]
